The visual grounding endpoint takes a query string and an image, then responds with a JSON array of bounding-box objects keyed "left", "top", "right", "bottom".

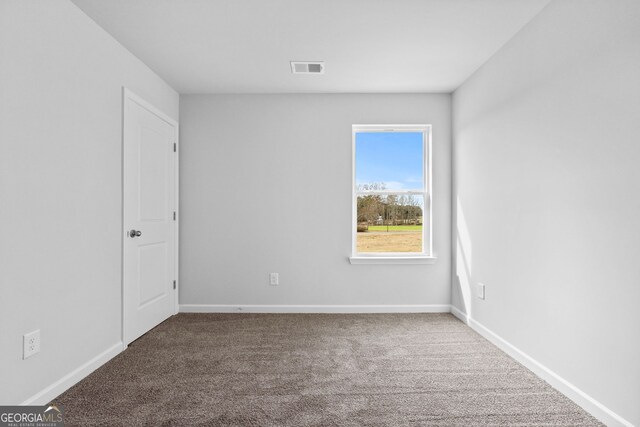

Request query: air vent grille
[{"left": 290, "top": 61, "right": 325, "bottom": 74}]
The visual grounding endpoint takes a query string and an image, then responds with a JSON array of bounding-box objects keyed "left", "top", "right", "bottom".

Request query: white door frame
[{"left": 121, "top": 87, "right": 179, "bottom": 350}]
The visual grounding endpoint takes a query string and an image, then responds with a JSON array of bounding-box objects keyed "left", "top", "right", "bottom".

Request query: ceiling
[{"left": 71, "top": 0, "right": 550, "bottom": 94}]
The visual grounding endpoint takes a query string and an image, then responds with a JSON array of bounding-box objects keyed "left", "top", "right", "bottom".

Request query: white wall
[
  {"left": 179, "top": 94, "right": 451, "bottom": 309},
  {"left": 452, "top": 1, "right": 640, "bottom": 425},
  {"left": 0, "top": 1, "right": 178, "bottom": 404}
]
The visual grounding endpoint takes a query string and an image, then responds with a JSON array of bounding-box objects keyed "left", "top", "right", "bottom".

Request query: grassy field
[
  {"left": 366, "top": 225, "right": 422, "bottom": 232},
  {"left": 357, "top": 230, "right": 422, "bottom": 252}
]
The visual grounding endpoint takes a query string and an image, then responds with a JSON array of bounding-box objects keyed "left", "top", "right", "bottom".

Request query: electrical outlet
[
  {"left": 269, "top": 273, "right": 279, "bottom": 286},
  {"left": 23, "top": 330, "right": 40, "bottom": 359},
  {"left": 477, "top": 283, "right": 486, "bottom": 300}
]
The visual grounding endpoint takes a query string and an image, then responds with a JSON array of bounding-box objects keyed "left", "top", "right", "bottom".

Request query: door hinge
[
  {"left": 173, "top": 211, "right": 176, "bottom": 221},
  {"left": 173, "top": 142, "right": 177, "bottom": 152},
  {"left": 173, "top": 280, "right": 176, "bottom": 290}
]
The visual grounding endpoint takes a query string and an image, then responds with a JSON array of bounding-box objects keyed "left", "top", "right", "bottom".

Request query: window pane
[
  {"left": 356, "top": 194, "right": 424, "bottom": 253},
  {"left": 355, "top": 132, "right": 424, "bottom": 191}
]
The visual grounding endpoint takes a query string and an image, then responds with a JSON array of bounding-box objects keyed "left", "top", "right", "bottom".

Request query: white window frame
[{"left": 349, "top": 124, "right": 436, "bottom": 265}]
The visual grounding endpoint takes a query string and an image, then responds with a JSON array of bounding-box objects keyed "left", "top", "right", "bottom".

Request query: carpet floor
[{"left": 53, "top": 313, "right": 602, "bottom": 426}]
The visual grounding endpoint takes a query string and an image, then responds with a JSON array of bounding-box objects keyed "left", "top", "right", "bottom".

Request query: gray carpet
[{"left": 53, "top": 313, "right": 602, "bottom": 426}]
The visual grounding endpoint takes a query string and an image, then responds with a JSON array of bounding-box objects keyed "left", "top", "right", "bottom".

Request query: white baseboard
[
  {"left": 451, "top": 306, "right": 633, "bottom": 427},
  {"left": 449, "top": 305, "right": 469, "bottom": 324},
  {"left": 20, "top": 342, "right": 122, "bottom": 406},
  {"left": 179, "top": 304, "right": 451, "bottom": 314}
]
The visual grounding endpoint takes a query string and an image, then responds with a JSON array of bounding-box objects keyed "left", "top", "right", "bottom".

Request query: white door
[{"left": 123, "top": 89, "right": 178, "bottom": 345}]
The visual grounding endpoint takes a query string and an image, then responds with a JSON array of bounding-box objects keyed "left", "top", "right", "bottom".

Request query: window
[{"left": 350, "top": 125, "right": 434, "bottom": 264}]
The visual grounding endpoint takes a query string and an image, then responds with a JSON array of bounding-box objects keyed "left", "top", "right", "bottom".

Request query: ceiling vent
[{"left": 290, "top": 61, "right": 325, "bottom": 74}]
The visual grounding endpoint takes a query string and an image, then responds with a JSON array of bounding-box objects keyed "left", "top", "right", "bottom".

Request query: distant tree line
[{"left": 357, "top": 183, "right": 422, "bottom": 226}]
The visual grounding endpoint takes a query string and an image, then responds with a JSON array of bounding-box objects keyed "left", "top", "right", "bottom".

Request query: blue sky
[{"left": 355, "top": 132, "right": 424, "bottom": 190}]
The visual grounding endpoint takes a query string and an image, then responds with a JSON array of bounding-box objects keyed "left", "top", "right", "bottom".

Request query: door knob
[{"left": 129, "top": 229, "right": 142, "bottom": 238}]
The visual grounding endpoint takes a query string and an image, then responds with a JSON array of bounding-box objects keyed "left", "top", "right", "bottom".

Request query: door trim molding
[{"left": 121, "top": 87, "right": 179, "bottom": 349}]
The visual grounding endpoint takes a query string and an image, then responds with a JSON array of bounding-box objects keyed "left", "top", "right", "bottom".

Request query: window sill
[{"left": 349, "top": 256, "right": 437, "bottom": 265}]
